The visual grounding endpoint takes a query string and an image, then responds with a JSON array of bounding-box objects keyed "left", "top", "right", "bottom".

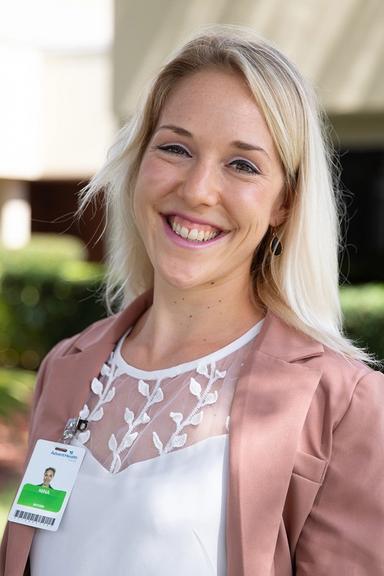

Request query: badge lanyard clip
[{"left": 62, "top": 417, "right": 88, "bottom": 444}]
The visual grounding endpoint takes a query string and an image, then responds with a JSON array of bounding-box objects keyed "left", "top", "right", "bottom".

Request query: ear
[
  {"left": 269, "top": 199, "right": 288, "bottom": 228},
  {"left": 269, "top": 184, "right": 290, "bottom": 228}
]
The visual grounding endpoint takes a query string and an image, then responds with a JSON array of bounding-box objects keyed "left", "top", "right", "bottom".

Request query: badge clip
[{"left": 62, "top": 417, "right": 88, "bottom": 444}]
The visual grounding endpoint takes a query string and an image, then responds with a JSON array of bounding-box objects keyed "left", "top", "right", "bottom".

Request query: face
[
  {"left": 133, "top": 68, "right": 286, "bottom": 292},
  {"left": 43, "top": 469, "right": 54, "bottom": 485}
]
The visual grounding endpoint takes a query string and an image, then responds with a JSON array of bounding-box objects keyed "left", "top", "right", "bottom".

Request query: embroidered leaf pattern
[
  {"left": 77, "top": 355, "right": 118, "bottom": 449},
  {"left": 190, "top": 411, "right": 203, "bottom": 426},
  {"left": 79, "top": 404, "right": 90, "bottom": 419},
  {"left": 196, "top": 363, "right": 209, "bottom": 377},
  {"left": 108, "top": 433, "right": 118, "bottom": 452},
  {"left": 170, "top": 412, "right": 183, "bottom": 425},
  {"left": 140, "top": 412, "right": 151, "bottom": 424},
  {"left": 171, "top": 434, "right": 187, "bottom": 448},
  {"left": 153, "top": 431, "right": 163, "bottom": 454},
  {"left": 81, "top": 337, "right": 235, "bottom": 473},
  {"left": 164, "top": 361, "right": 223, "bottom": 454},
  {"left": 189, "top": 377, "right": 202, "bottom": 398},
  {"left": 101, "top": 363, "right": 111, "bottom": 377},
  {"left": 124, "top": 408, "right": 134, "bottom": 425},
  {"left": 92, "top": 407, "right": 104, "bottom": 421},
  {"left": 91, "top": 377, "right": 103, "bottom": 396},
  {"left": 109, "top": 378, "right": 165, "bottom": 469},
  {"left": 104, "top": 387, "right": 116, "bottom": 403},
  {"left": 138, "top": 379, "right": 150, "bottom": 397},
  {"left": 153, "top": 388, "right": 164, "bottom": 403},
  {"left": 203, "top": 391, "right": 218, "bottom": 405},
  {"left": 121, "top": 432, "right": 138, "bottom": 450},
  {"left": 78, "top": 430, "right": 90, "bottom": 444}
]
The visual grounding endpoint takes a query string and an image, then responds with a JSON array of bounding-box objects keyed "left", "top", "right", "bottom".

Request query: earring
[{"left": 270, "top": 234, "right": 282, "bottom": 256}]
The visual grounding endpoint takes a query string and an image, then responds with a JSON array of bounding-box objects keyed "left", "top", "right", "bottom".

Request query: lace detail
[
  {"left": 109, "top": 378, "right": 164, "bottom": 473},
  {"left": 77, "top": 355, "right": 117, "bottom": 445},
  {"left": 152, "top": 362, "right": 226, "bottom": 455},
  {"left": 75, "top": 319, "right": 263, "bottom": 474}
]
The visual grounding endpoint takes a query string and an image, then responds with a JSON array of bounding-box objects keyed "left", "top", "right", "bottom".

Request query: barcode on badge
[{"left": 14, "top": 509, "right": 55, "bottom": 526}]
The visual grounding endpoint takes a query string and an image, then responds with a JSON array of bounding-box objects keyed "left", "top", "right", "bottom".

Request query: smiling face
[
  {"left": 43, "top": 469, "right": 55, "bottom": 486},
  {"left": 133, "top": 68, "right": 286, "bottom": 293}
]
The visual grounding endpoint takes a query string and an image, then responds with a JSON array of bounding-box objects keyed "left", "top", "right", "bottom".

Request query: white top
[{"left": 30, "top": 319, "right": 263, "bottom": 576}]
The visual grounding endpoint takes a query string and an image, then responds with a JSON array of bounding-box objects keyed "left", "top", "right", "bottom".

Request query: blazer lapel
[
  {"left": 30, "top": 290, "right": 154, "bottom": 446},
  {"left": 227, "top": 312, "right": 323, "bottom": 576}
]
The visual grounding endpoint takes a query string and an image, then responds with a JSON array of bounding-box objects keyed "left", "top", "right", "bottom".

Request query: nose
[{"left": 177, "top": 159, "right": 221, "bottom": 207}]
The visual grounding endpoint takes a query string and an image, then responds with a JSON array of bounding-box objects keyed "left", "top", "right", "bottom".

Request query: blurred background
[{"left": 0, "top": 0, "right": 383, "bottom": 534}]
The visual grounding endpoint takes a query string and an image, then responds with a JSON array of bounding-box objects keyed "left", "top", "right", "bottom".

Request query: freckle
[
  {"left": 210, "top": 281, "right": 215, "bottom": 285},
  {"left": 218, "top": 299, "right": 222, "bottom": 303},
  {"left": 181, "top": 297, "right": 185, "bottom": 301},
  {"left": 189, "top": 314, "right": 193, "bottom": 318},
  {"left": 203, "top": 338, "right": 207, "bottom": 342},
  {"left": 207, "top": 306, "right": 211, "bottom": 309},
  {"left": 173, "top": 301, "right": 177, "bottom": 304}
]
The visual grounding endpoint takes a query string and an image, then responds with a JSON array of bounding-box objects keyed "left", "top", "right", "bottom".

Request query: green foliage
[
  {"left": 340, "top": 283, "right": 384, "bottom": 362},
  {"left": 0, "top": 368, "right": 35, "bottom": 419},
  {"left": 0, "top": 235, "right": 106, "bottom": 370}
]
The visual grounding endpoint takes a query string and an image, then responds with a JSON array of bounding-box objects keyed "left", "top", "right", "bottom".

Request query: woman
[{"left": 1, "top": 25, "right": 384, "bottom": 576}]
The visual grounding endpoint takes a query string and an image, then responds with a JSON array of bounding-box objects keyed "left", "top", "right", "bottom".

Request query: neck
[{"left": 126, "top": 273, "right": 264, "bottom": 368}]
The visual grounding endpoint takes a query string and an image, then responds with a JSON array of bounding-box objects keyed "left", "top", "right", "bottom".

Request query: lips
[{"left": 167, "top": 214, "right": 222, "bottom": 242}]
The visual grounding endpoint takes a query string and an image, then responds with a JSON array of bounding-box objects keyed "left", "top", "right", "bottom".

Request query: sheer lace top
[{"left": 75, "top": 319, "right": 264, "bottom": 474}]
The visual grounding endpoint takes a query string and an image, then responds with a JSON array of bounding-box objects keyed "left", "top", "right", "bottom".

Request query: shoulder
[
  {"left": 260, "top": 310, "right": 383, "bottom": 430},
  {"left": 39, "top": 314, "right": 120, "bottom": 366},
  {"left": 304, "top": 344, "right": 383, "bottom": 429}
]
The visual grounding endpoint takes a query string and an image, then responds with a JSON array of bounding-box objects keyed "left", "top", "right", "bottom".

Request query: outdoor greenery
[
  {"left": 340, "top": 283, "right": 384, "bottom": 363},
  {"left": 0, "top": 235, "right": 105, "bottom": 370},
  {"left": 0, "top": 368, "right": 35, "bottom": 420}
]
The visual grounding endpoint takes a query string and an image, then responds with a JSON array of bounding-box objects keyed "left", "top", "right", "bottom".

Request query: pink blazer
[{"left": 1, "top": 291, "right": 384, "bottom": 575}]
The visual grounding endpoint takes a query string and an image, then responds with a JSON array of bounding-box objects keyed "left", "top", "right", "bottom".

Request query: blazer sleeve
[
  {"left": 295, "top": 369, "right": 384, "bottom": 575},
  {"left": 0, "top": 337, "right": 73, "bottom": 576}
]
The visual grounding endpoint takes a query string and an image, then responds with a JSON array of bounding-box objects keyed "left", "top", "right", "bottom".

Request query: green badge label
[{"left": 17, "top": 483, "right": 66, "bottom": 513}]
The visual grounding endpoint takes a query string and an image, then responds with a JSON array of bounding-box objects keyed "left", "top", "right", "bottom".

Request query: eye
[
  {"left": 229, "top": 158, "right": 260, "bottom": 175},
  {"left": 157, "top": 144, "right": 191, "bottom": 157}
]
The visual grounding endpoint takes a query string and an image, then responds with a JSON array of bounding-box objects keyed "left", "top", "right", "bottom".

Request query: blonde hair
[{"left": 80, "top": 25, "right": 372, "bottom": 363}]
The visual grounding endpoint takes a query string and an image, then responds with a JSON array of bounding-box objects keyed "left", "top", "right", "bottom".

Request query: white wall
[{"left": 0, "top": 0, "right": 115, "bottom": 180}]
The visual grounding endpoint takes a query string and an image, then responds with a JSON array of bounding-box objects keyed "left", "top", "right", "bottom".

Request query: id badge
[{"left": 8, "top": 439, "right": 85, "bottom": 531}]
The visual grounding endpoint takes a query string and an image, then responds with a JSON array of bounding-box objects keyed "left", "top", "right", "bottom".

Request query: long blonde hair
[{"left": 80, "top": 25, "right": 372, "bottom": 363}]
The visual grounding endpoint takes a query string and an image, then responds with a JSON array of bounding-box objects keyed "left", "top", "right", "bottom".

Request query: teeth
[
  {"left": 169, "top": 217, "right": 220, "bottom": 242},
  {"left": 188, "top": 229, "right": 198, "bottom": 240}
]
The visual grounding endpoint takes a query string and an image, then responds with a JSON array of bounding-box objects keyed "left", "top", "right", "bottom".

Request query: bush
[
  {"left": 0, "top": 368, "right": 36, "bottom": 419},
  {"left": 340, "top": 283, "right": 384, "bottom": 363},
  {"left": 0, "top": 235, "right": 105, "bottom": 370}
]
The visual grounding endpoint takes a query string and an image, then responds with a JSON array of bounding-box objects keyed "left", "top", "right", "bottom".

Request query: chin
[{"left": 157, "top": 267, "right": 209, "bottom": 290}]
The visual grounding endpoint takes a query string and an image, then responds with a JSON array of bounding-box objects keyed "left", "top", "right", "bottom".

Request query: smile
[{"left": 163, "top": 214, "right": 227, "bottom": 246}]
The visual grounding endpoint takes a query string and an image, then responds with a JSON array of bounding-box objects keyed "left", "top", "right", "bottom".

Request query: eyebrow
[{"left": 155, "top": 124, "right": 270, "bottom": 159}]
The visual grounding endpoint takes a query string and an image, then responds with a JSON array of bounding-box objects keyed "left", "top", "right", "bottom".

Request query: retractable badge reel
[{"left": 8, "top": 417, "right": 88, "bottom": 531}]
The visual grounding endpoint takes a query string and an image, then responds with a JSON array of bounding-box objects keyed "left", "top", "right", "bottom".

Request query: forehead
[{"left": 158, "top": 68, "right": 273, "bottom": 145}]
